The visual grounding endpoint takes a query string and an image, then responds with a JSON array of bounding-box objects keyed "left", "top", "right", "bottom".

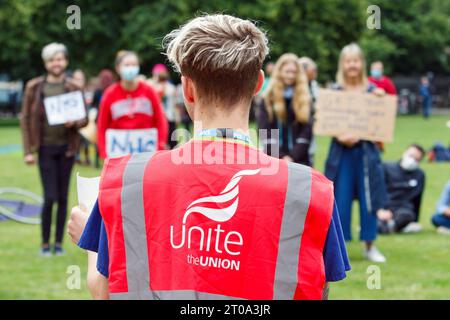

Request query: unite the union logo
[{"left": 170, "top": 168, "right": 261, "bottom": 271}]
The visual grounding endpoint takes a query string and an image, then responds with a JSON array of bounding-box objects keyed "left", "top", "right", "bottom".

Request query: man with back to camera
[{"left": 68, "top": 14, "right": 350, "bottom": 300}]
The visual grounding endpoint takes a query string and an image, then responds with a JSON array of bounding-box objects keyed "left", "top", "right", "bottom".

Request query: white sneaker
[
  {"left": 437, "top": 226, "right": 450, "bottom": 235},
  {"left": 364, "top": 246, "right": 386, "bottom": 263},
  {"left": 402, "top": 222, "right": 423, "bottom": 233}
]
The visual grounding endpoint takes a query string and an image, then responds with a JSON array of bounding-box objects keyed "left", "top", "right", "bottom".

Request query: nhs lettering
[
  {"left": 106, "top": 128, "right": 157, "bottom": 158},
  {"left": 170, "top": 169, "right": 261, "bottom": 271}
]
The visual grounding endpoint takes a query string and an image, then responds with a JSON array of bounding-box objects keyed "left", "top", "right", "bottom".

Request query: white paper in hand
[
  {"left": 76, "top": 173, "right": 100, "bottom": 214},
  {"left": 44, "top": 91, "right": 86, "bottom": 125}
]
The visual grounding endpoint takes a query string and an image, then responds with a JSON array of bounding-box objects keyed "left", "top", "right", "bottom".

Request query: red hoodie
[
  {"left": 97, "top": 81, "right": 168, "bottom": 158},
  {"left": 368, "top": 76, "right": 397, "bottom": 95}
]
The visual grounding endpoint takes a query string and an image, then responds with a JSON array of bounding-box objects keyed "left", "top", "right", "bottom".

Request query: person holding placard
[
  {"left": 96, "top": 51, "right": 168, "bottom": 159},
  {"left": 20, "top": 42, "right": 88, "bottom": 256},
  {"left": 324, "top": 43, "right": 388, "bottom": 263},
  {"left": 257, "top": 53, "right": 313, "bottom": 166}
]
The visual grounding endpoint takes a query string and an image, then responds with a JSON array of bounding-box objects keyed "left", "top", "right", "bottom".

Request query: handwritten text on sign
[
  {"left": 314, "top": 89, "right": 397, "bottom": 142},
  {"left": 106, "top": 128, "right": 158, "bottom": 158},
  {"left": 44, "top": 91, "right": 86, "bottom": 125}
]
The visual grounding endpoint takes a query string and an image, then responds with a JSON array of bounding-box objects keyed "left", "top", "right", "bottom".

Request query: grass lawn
[{"left": 0, "top": 115, "right": 449, "bottom": 299}]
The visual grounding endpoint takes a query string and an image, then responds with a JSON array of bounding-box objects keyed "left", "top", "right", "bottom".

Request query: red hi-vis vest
[{"left": 99, "top": 138, "right": 334, "bottom": 300}]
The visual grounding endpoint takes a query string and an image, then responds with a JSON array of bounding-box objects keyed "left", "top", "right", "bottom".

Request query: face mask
[
  {"left": 120, "top": 66, "right": 140, "bottom": 81},
  {"left": 370, "top": 69, "right": 382, "bottom": 79},
  {"left": 400, "top": 155, "right": 419, "bottom": 171}
]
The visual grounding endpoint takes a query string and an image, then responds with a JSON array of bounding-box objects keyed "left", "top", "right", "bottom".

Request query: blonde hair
[
  {"left": 163, "top": 14, "right": 269, "bottom": 107},
  {"left": 336, "top": 43, "right": 368, "bottom": 89},
  {"left": 298, "top": 56, "right": 316, "bottom": 72},
  {"left": 264, "top": 53, "right": 310, "bottom": 124}
]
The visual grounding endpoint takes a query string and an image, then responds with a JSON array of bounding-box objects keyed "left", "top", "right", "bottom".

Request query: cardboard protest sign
[
  {"left": 44, "top": 91, "right": 86, "bottom": 125},
  {"left": 106, "top": 128, "right": 158, "bottom": 158},
  {"left": 314, "top": 88, "right": 397, "bottom": 142}
]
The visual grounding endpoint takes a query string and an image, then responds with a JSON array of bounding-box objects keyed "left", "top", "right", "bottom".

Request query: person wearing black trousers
[{"left": 20, "top": 43, "right": 87, "bottom": 256}]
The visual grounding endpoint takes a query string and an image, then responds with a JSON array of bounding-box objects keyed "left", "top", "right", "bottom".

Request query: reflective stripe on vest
[
  {"left": 121, "top": 152, "right": 153, "bottom": 295},
  {"left": 99, "top": 141, "right": 333, "bottom": 300},
  {"left": 273, "top": 162, "right": 310, "bottom": 299}
]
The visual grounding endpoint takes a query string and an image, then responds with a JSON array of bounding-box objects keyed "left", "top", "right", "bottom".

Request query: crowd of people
[
  {"left": 65, "top": 51, "right": 192, "bottom": 166},
  {"left": 253, "top": 43, "right": 450, "bottom": 262},
  {"left": 20, "top": 37, "right": 449, "bottom": 263}
]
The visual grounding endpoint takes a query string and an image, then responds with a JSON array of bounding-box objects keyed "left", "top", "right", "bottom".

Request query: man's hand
[
  {"left": 68, "top": 205, "right": 89, "bottom": 244},
  {"left": 443, "top": 207, "right": 450, "bottom": 217},
  {"left": 282, "top": 155, "right": 293, "bottom": 162},
  {"left": 337, "top": 133, "right": 360, "bottom": 148},
  {"left": 377, "top": 209, "right": 393, "bottom": 221},
  {"left": 24, "top": 154, "right": 35, "bottom": 165},
  {"left": 373, "top": 87, "right": 386, "bottom": 97},
  {"left": 65, "top": 120, "right": 75, "bottom": 128}
]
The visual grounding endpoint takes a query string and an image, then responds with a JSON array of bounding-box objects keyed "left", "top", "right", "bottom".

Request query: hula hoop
[{"left": 0, "top": 187, "right": 42, "bottom": 225}]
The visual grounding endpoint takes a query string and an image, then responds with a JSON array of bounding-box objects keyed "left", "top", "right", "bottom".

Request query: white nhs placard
[
  {"left": 106, "top": 128, "right": 158, "bottom": 158},
  {"left": 44, "top": 91, "right": 86, "bottom": 125}
]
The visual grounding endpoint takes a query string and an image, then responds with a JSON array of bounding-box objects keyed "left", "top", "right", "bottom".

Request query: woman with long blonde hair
[
  {"left": 324, "top": 43, "right": 387, "bottom": 263},
  {"left": 257, "top": 53, "right": 312, "bottom": 165}
]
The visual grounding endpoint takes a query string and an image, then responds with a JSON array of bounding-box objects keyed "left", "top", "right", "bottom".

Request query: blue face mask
[
  {"left": 370, "top": 69, "right": 382, "bottom": 79},
  {"left": 120, "top": 65, "right": 140, "bottom": 81}
]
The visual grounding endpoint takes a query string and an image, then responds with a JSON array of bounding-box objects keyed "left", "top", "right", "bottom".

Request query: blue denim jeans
[
  {"left": 334, "top": 145, "right": 377, "bottom": 241},
  {"left": 431, "top": 213, "right": 450, "bottom": 229}
]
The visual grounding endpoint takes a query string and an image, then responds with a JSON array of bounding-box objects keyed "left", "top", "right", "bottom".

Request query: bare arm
[
  {"left": 86, "top": 251, "right": 109, "bottom": 300},
  {"left": 68, "top": 206, "right": 109, "bottom": 299},
  {"left": 322, "top": 282, "right": 330, "bottom": 300}
]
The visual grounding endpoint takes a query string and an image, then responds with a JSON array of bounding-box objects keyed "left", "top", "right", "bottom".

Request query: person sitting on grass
[
  {"left": 431, "top": 181, "right": 450, "bottom": 235},
  {"left": 377, "top": 144, "right": 426, "bottom": 234}
]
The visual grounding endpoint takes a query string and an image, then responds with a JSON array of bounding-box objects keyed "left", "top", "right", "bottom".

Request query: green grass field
[{"left": 0, "top": 115, "right": 449, "bottom": 299}]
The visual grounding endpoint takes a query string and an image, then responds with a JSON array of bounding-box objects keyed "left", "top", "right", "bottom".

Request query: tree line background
[{"left": 1, "top": 0, "right": 449, "bottom": 83}]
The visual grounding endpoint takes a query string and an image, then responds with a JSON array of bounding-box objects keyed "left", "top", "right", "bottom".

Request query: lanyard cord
[{"left": 193, "top": 128, "right": 253, "bottom": 146}]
